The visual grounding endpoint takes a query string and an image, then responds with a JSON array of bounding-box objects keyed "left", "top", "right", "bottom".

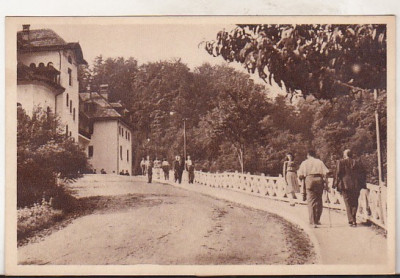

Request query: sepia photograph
[{"left": 5, "top": 16, "right": 395, "bottom": 275}]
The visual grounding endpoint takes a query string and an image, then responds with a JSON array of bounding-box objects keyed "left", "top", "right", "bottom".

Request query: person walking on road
[
  {"left": 298, "top": 149, "right": 330, "bottom": 228},
  {"left": 174, "top": 155, "right": 184, "bottom": 184},
  {"left": 145, "top": 155, "right": 151, "bottom": 176},
  {"left": 147, "top": 159, "right": 153, "bottom": 183},
  {"left": 334, "top": 149, "right": 366, "bottom": 227},
  {"left": 140, "top": 158, "right": 146, "bottom": 176},
  {"left": 283, "top": 153, "right": 300, "bottom": 206},
  {"left": 161, "top": 158, "right": 170, "bottom": 181},
  {"left": 186, "top": 155, "right": 195, "bottom": 184}
]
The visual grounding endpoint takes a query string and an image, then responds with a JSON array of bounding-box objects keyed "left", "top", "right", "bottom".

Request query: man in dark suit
[
  {"left": 174, "top": 155, "right": 184, "bottom": 184},
  {"left": 147, "top": 160, "right": 153, "bottom": 183},
  {"left": 334, "top": 149, "right": 366, "bottom": 227}
]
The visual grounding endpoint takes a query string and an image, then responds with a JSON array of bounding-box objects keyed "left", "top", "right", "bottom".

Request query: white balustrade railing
[{"left": 152, "top": 168, "right": 386, "bottom": 230}]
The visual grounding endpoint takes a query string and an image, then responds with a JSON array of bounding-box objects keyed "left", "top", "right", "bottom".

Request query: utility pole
[
  {"left": 374, "top": 89, "right": 384, "bottom": 185},
  {"left": 183, "top": 119, "right": 187, "bottom": 161},
  {"left": 374, "top": 89, "right": 386, "bottom": 227}
]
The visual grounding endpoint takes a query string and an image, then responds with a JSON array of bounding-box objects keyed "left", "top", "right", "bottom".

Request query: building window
[
  {"left": 120, "top": 146, "right": 122, "bottom": 160},
  {"left": 127, "top": 150, "right": 129, "bottom": 161},
  {"left": 122, "top": 127, "right": 124, "bottom": 136},
  {"left": 66, "top": 94, "right": 69, "bottom": 106},
  {"left": 88, "top": 146, "right": 93, "bottom": 158},
  {"left": 73, "top": 108, "right": 76, "bottom": 121},
  {"left": 118, "top": 126, "right": 121, "bottom": 135},
  {"left": 29, "top": 63, "right": 36, "bottom": 69},
  {"left": 68, "top": 56, "right": 72, "bottom": 64},
  {"left": 38, "top": 62, "right": 45, "bottom": 68},
  {"left": 46, "top": 106, "right": 51, "bottom": 117},
  {"left": 66, "top": 125, "right": 68, "bottom": 136},
  {"left": 70, "top": 100, "right": 72, "bottom": 113},
  {"left": 69, "top": 131, "right": 72, "bottom": 137},
  {"left": 68, "top": 68, "right": 72, "bottom": 86}
]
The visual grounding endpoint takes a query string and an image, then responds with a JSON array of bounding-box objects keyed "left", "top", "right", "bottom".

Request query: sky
[
  {"left": 29, "top": 23, "right": 233, "bottom": 70},
  {"left": 27, "top": 22, "right": 283, "bottom": 93}
]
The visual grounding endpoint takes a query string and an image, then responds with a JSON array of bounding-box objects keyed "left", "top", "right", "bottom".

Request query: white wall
[
  {"left": 89, "top": 120, "right": 118, "bottom": 174},
  {"left": 117, "top": 121, "right": 132, "bottom": 175},
  {"left": 18, "top": 49, "right": 80, "bottom": 141},
  {"left": 17, "top": 82, "right": 56, "bottom": 115}
]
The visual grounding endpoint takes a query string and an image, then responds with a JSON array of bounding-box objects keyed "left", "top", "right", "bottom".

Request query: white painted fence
[{"left": 152, "top": 168, "right": 387, "bottom": 230}]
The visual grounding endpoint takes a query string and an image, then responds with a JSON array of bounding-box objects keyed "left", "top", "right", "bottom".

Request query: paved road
[
  {"left": 167, "top": 175, "right": 388, "bottom": 266},
  {"left": 18, "top": 177, "right": 315, "bottom": 265}
]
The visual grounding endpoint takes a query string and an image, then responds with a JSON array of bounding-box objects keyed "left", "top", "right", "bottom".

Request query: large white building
[
  {"left": 17, "top": 25, "right": 86, "bottom": 141},
  {"left": 17, "top": 25, "right": 133, "bottom": 174},
  {"left": 79, "top": 85, "right": 133, "bottom": 175}
]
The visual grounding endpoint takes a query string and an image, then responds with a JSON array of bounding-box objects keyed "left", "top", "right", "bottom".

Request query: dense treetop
[
  {"left": 79, "top": 55, "right": 386, "bottom": 183},
  {"left": 204, "top": 24, "right": 386, "bottom": 99}
]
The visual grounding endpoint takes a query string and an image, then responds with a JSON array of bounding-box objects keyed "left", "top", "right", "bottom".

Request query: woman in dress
[{"left": 283, "top": 153, "right": 300, "bottom": 206}]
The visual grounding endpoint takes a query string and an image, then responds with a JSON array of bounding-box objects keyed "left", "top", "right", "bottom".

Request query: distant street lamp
[{"left": 170, "top": 111, "right": 187, "bottom": 160}]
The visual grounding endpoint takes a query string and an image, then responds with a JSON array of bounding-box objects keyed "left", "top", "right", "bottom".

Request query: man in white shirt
[
  {"left": 298, "top": 149, "right": 330, "bottom": 227},
  {"left": 161, "top": 158, "right": 170, "bottom": 180},
  {"left": 140, "top": 158, "right": 146, "bottom": 176},
  {"left": 185, "top": 155, "right": 195, "bottom": 184},
  {"left": 145, "top": 155, "right": 151, "bottom": 176}
]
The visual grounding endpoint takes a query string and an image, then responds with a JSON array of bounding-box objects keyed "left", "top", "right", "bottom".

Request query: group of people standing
[
  {"left": 172, "top": 155, "right": 195, "bottom": 184},
  {"left": 283, "top": 148, "right": 366, "bottom": 228},
  {"left": 139, "top": 155, "right": 195, "bottom": 184}
]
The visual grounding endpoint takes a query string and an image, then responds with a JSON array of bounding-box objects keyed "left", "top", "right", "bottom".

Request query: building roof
[
  {"left": 80, "top": 92, "right": 133, "bottom": 129},
  {"left": 17, "top": 28, "right": 87, "bottom": 65},
  {"left": 110, "top": 102, "right": 123, "bottom": 108},
  {"left": 17, "top": 62, "right": 65, "bottom": 92}
]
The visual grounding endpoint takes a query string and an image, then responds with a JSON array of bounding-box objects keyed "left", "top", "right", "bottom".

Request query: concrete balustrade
[{"left": 152, "top": 168, "right": 387, "bottom": 230}]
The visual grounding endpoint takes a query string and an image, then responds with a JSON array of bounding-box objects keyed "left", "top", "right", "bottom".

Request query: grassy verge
[{"left": 17, "top": 199, "right": 63, "bottom": 242}]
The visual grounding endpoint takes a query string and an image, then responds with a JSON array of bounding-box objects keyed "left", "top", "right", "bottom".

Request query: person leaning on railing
[{"left": 297, "top": 149, "right": 330, "bottom": 228}]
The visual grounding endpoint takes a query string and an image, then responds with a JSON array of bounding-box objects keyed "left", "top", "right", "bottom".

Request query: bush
[
  {"left": 17, "top": 198, "right": 63, "bottom": 240},
  {"left": 17, "top": 106, "right": 90, "bottom": 208}
]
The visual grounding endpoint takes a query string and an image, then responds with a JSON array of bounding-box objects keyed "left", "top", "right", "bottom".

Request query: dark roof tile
[{"left": 18, "top": 28, "right": 87, "bottom": 65}]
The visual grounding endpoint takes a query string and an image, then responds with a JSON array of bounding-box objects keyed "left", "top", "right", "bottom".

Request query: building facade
[
  {"left": 17, "top": 25, "right": 133, "bottom": 175},
  {"left": 17, "top": 25, "right": 86, "bottom": 141},
  {"left": 79, "top": 86, "right": 133, "bottom": 175}
]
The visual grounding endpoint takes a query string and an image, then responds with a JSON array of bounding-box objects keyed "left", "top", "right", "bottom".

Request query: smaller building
[{"left": 79, "top": 85, "right": 133, "bottom": 175}]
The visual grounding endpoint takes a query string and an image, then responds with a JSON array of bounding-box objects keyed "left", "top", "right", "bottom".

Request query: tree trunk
[{"left": 234, "top": 145, "right": 244, "bottom": 174}]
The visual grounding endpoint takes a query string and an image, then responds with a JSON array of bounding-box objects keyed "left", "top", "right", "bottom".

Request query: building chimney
[
  {"left": 22, "top": 24, "right": 31, "bottom": 42},
  {"left": 99, "top": 84, "right": 109, "bottom": 100},
  {"left": 22, "top": 24, "right": 30, "bottom": 31}
]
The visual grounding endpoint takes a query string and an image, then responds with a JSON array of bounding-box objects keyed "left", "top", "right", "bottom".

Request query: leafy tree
[
  {"left": 204, "top": 24, "right": 387, "bottom": 182},
  {"left": 204, "top": 24, "right": 386, "bottom": 99},
  {"left": 17, "top": 106, "right": 90, "bottom": 207},
  {"left": 192, "top": 65, "right": 269, "bottom": 173},
  {"left": 90, "top": 55, "right": 139, "bottom": 103},
  {"left": 85, "top": 54, "right": 385, "bottom": 184}
]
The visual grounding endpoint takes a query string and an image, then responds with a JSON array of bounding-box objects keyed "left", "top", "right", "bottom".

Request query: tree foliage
[
  {"left": 17, "top": 107, "right": 90, "bottom": 207},
  {"left": 82, "top": 55, "right": 386, "bottom": 184},
  {"left": 204, "top": 24, "right": 386, "bottom": 99}
]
